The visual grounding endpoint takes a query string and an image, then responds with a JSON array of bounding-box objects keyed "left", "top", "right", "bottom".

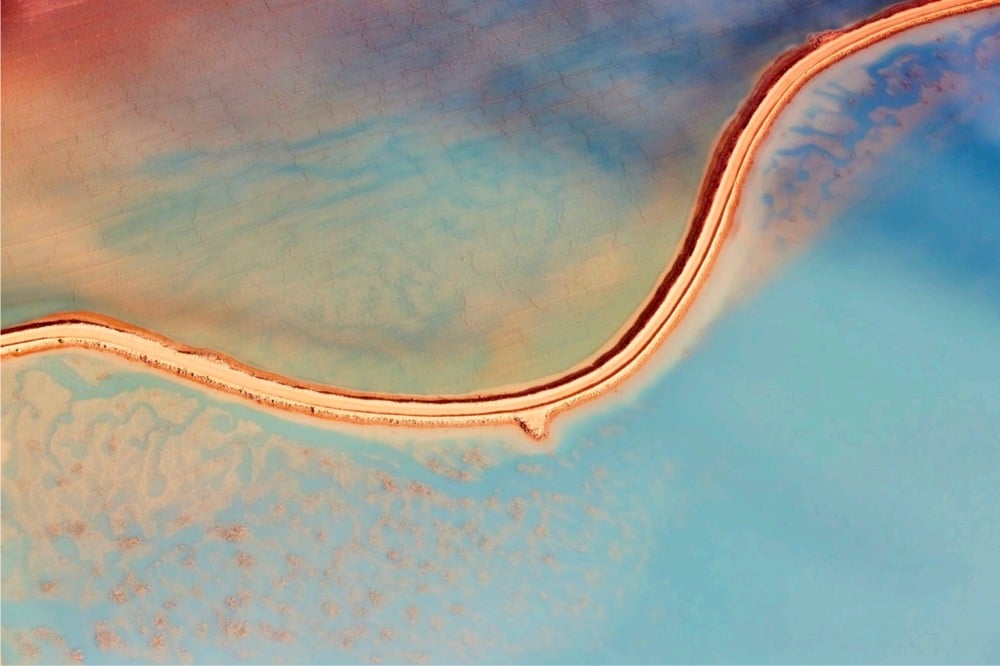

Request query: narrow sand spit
[{"left": 3, "top": 0, "right": 993, "bottom": 440}]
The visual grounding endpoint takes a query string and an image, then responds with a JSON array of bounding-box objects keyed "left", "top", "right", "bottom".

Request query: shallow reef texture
[
  {"left": 728, "top": 5, "right": 1000, "bottom": 296},
  {"left": 2, "top": 351, "right": 657, "bottom": 664},
  {"left": 3, "top": 3, "right": 1000, "bottom": 665},
  {"left": 3, "top": 0, "right": 900, "bottom": 394}
]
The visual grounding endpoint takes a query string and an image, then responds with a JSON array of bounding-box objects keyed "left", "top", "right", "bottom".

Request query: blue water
[
  {"left": 4, "top": 122, "right": 999, "bottom": 663},
  {"left": 4, "top": 12, "right": 1000, "bottom": 666},
  {"left": 565, "top": 130, "right": 1000, "bottom": 662}
]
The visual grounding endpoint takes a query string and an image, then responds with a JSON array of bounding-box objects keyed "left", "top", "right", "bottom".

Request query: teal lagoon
[
  {"left": 3, "top": 114, "right": 999, "bottom": 663},
  {"left": 3, "top": 7, "right": 999, "bottom": 665}
]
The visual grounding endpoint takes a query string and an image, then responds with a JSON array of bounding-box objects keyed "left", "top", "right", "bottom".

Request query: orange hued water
[
  {"left": 3, "top": 0, "right": 896, "bottom": 395},
  {"left": 3, "top": 3, "right": 999, "bottom": 664}
]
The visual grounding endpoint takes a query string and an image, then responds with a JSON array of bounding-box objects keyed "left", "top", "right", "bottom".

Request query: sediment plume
[{"left": 3, "top": 0, "right": 993, "bottom": 440}]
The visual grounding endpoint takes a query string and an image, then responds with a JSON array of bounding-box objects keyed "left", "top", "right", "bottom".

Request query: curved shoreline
[{"left": 3, "top": 0, "right": 992, "bottom": 440}]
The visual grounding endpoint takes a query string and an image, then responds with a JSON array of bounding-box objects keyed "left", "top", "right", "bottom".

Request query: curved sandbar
[{"left": 3, "top": 0, "right": 992, "bottom": 440}]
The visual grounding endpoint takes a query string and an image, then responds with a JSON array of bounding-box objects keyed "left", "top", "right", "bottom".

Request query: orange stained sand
[{"left": 2, "top": 0, "right": 992, "bottom": 441}]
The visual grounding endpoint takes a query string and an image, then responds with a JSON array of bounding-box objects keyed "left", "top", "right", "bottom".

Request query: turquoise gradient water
[
  {"left": 4, "top": 106, "right": 999, "bottom": 662},
  {"left": 3, "top": 7, "right": 999, "bottom": 666}
]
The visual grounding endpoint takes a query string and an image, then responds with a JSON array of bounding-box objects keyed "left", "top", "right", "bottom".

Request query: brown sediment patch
[{"left": 2, "top": 0, "right": 993, "bottom": 441}]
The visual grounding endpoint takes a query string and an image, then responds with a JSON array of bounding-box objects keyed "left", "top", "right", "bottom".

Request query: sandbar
[{"left": 3, "top": 0, "right": 992, "bottom": 440}]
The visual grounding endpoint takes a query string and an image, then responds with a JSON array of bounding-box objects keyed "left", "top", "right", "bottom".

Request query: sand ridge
[{"left": 4, "top": 0, "right": 994, "bottom": 440}]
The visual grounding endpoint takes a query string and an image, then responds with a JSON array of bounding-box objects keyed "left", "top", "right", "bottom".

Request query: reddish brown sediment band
[{"left": 3, "top": 0, "right": 993, "bottom": 440}]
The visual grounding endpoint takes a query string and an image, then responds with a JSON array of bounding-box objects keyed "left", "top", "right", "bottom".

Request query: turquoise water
[
  {"left": 4, "top": 118, "right": 999, "bottom": 662},
  {"left": 578, "top": 132, "right": 1000, "bottom": 663},
  {"left": 3, "top": 7, "right": 1000, "bottom": 665}
]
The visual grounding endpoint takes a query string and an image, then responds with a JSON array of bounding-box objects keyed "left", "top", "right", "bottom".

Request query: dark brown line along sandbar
[{"left": 3, "top": 0, "right": 992, "bottom": 440}]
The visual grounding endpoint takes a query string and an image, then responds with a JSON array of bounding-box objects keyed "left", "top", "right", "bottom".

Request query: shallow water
[
  {"left": 2, "top": 0, "right": 900, "bottom": 394},
  {"left": 3, "top": 3, "right": 999, "bottom": 664}
]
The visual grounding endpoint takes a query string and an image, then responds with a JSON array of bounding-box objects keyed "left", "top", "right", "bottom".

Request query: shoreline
[{"left": 3, "top": 0, "right": 992, "bottom": 440}]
